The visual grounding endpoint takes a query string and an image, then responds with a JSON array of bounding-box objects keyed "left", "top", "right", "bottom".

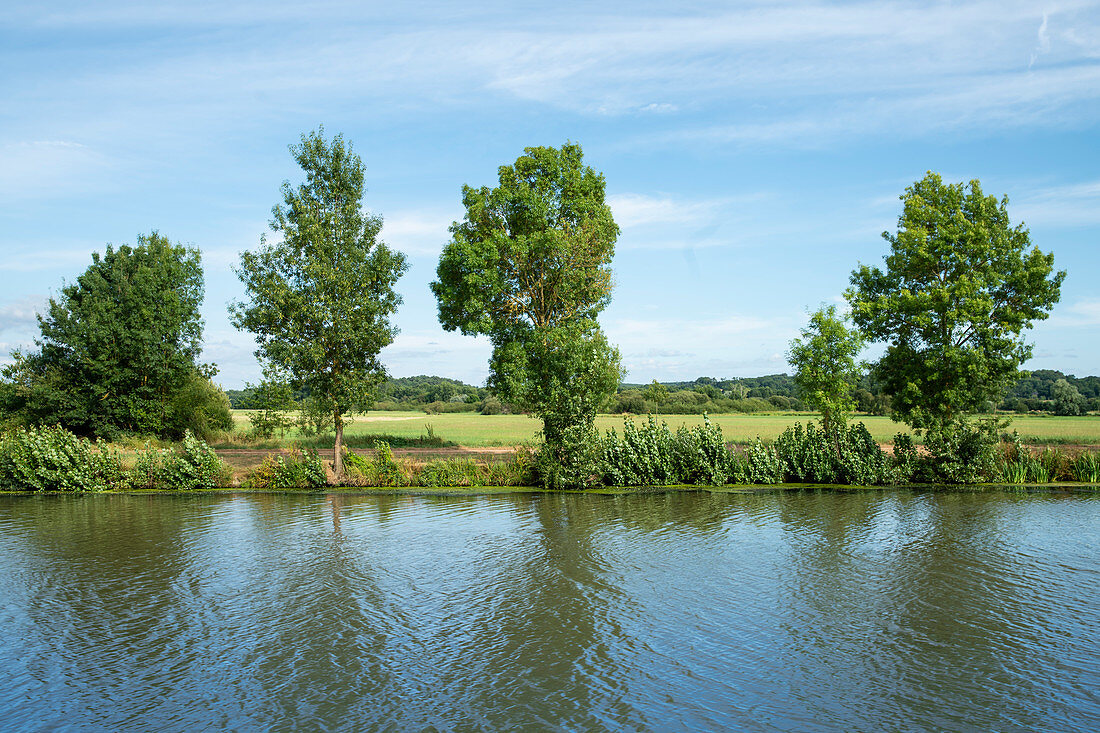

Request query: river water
[{"left": 0, "top": 490, "right": 1097, "bottom": 732}]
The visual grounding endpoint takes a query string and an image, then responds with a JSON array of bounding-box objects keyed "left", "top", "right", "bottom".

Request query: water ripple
[{"left": 0, "top": 491, "right": 1097, "bottom": 732}]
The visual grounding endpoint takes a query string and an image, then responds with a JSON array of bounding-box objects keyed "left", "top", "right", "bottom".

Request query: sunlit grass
[{"left": 227, "top": 410, "right": 1100, "bottom": 447}]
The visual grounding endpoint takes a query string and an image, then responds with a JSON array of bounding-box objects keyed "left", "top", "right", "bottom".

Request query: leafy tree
[
  {"left": 643, "top": 379, "right": 668, "bottom": 415},
  {"left": 231, "top": 129, "right": 408, "bottom": 478},
  {"left": 1052, "top": 378, "right": 1086, "bottom": 416},
  {"left": 846, "top": 172, "right": 1064, "bottom": 431},
  {"left": 431, "top": 142, "right": 622, "bottom": 485},
  {"left": 788, "top": 305, "right": 865, "bottom": 443},
  {"left": 3, "top": 232, "right": 227, "bottom": 439},
  {"left": 247, "top": 366, "right": 296, "bottom": 438}
]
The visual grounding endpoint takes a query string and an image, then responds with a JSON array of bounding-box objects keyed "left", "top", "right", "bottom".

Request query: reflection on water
[{"left": 0, "top": 491, "right": 1097, "bottom": 732}]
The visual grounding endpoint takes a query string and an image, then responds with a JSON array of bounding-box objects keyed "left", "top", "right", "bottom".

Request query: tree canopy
[
  {"left": 788, "top": 305, "right": 865, "bottom": 438},
  {"left": 846, "top": 172, "right": 1064, "bottom": 430},
  {"left": 231, "top": 128, "right": 408, "bottom": 477},
  {"left": 431, "top": 142, "right": 622, "bottom": 484},
  {"left": 2, "top": 232, "right": 229, "bottom": 439}
]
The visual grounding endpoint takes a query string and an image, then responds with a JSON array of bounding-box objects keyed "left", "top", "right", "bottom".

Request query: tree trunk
[{"left": 333, "top": 411, "right": 344, "bottom": 480}]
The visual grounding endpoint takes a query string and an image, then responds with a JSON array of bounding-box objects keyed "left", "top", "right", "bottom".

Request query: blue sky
[{"left": 2, "top": 0, "right": 1098, "bottom": 389}]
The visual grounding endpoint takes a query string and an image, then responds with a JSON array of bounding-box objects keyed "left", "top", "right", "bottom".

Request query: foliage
[
  {"left": 161, "top": 431, "right": 228, "bottom": 490},
  {"left": 788, "top": 306, "right": 864, "bottom": 439},
  {"left": 232, "top": 128, "right": 408, "bottom": 478},
  {"left": 0, "top": 426, "right": 126, "bottom": 491},
  {"left": 246, "top": 448, "right": 328, "bottom": 489},
  {"left": 1051, "top": 378, "right": 1087, "bottom": 416},
  {"left": 643, "top": 380, "right": 668, "bottom": 415},
  {"left": 0, "top": 426, "right": 227, "bottom": 491},
  {"left": 600, "top": 415, "right": 738, "bottom": 487},
  {"left": 773, "top": 421, "right": 897, "bottom": 485},
  {"left": 432, "top": 142, "right": 622, "bottom": 487},
  {"left": 167, "top": 372, "right": 234, "bottom": 442},
  {"left": 918, "top": 419, "right": 1001, "bottom": 484},
  {"left": 247, "top": 367, "right": 296, "bottom": 438},
  {"left": 3, "top": 232, "right": 221, "bottom": 440},
  {"left": 742, "top": 439, "right": 783, "bottom": 484},
  {"left": 847, "top": 172, "right": 1064, "bottom": 430}
]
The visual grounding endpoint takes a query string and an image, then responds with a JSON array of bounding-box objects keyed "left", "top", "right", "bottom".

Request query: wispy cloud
[
  {"left": 378, "top": 209, "right": 461, "bottom": 257},
  {"left": 0, "top": 141, "right": 111, "bottom": 199},
  {"left": 1012, "top": 179, "right": 1100, "bottom": 227}
]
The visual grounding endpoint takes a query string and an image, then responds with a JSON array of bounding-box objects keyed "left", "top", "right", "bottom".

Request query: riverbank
[{"left": 4, "top": 482, "right": 1098, "bottom": 497}]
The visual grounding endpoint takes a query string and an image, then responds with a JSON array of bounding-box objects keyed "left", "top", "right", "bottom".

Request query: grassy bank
[{"left": 226, "top": 410, "right": 1100, "bottom": 448}]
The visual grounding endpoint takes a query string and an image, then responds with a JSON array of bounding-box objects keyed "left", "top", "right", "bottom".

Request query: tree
[
  {"left": 1052, "top": 378, "right": 1086, "bottom": 416},
  {"left": 846, "top": 172, "right": 1064, "bottom": 431},
  {"left": 2, "top": 232, "right": 228, "bottom": 439},
  {"left": 643, "top": 379, "right": 668, "bottom": 416},
  {"left": 788, "top": 305, "right": 865, "bottom": 442},
  {"left": 231, "top": 129, "right": 408, "bottom": 478},
  {"left": 247, "top": 366, "right": 296, "bottom": 438},
  {"left": 431, "top": 142, "right": 622, "bottom": 485}
]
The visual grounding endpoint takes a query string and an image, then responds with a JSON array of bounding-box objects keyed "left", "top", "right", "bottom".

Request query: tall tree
[
  {"left": 232, "top": 128, "right": 408, "bottom": 478},
  {"left": 2, "top": 232, "right": 227, "bottom": 439},
  {"left": 788, "top": 305, "right": 865, "bottom": 443},
  {"left": 846, "top": 172, "right": 1064, "bottom": 431},
  {"left": 431, "top": 142, "right": 622, "bottom": 485}
]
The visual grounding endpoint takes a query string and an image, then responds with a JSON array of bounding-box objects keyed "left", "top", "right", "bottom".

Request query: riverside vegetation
[
  {"left": 0, "top": 132, "right": 1091, "bottom": 492},
  {"left": 3, "top": 420, "right": 1098, "bottom": 492}
]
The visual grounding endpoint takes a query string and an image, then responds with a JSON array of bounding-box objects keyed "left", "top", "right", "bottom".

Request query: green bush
[
  {"left": 343, "top": 443, "right": 407, "bottom": 487},
  {"left": 601, "top": 416, "right": 679, "bottom": 486},
  {"left": 535, "top": 422, "right": 605, "bottom": 490},
  {"left": 743, "top": 438, "right": 782, "bottom": 484},
  {"left": 0, "top": 425, "right": 126, "bottom": 491},
  {"left": 672, "top": 416, "right": 737, "bottom": 485},
  {"left": 246, "top": 448, "right": 327, "bottom": 489},
  {"left": 920, "top": 419, "right": 999, "bottom": 484}
]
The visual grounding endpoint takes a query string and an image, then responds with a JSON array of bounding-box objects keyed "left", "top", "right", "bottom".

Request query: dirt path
[{"left": 216, "top": 446, "right": 521, "bottom": 469}]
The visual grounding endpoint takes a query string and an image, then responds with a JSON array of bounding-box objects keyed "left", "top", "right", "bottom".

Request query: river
[{"left": 1, "top": 490, "right": 1097, "bottom": 732}]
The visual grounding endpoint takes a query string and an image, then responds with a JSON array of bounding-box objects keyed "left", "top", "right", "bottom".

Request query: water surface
[{"left": 1, "top": 490, "right": 1097, "bottom": 732}]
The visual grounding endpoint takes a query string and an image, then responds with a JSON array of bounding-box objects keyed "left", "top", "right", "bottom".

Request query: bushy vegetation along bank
[
  {"left": 591, "top": 416, "right": 1100, "bottom": 489},
  {"left": 4, "top": 421, "right": 1098, "bottom": 492}
]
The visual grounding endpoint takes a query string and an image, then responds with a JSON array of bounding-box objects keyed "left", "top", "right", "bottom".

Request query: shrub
[
  {"left": 535, "top": 422, "right": 605, "bottom": 490},
  {"left": 343, "top": 442, "right": 407, "bottom": 487},
  {"left": 743, "top": 438, "right": 782, "bottom": 484},
  {"left": 247, "top": 448, "right": 327, "bottom": 489},
  {"left": 920, "top": 419, "right": 999, "bottom": 484},
  {"left": 0, "top": 425, "right": 126, "bottom": 491},
  {"left": 601, "top": 416, "right": 679, "bottom": 486},
  {"left": 672, "top": 416, "right": 736, "bottom": 485}
]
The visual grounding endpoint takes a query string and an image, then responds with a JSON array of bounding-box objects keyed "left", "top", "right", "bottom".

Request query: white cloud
[
  {"left": 379, "top": 209, "right": 460, "bottom": 257},
  {"left": 0, "top": 296, "right": 47, "bottom": 333},
  {"left": 0, "top": 141, "right": 111, "bottom": 199},
  {"left": 608, "top": 193, "right": 734, "bottom": 229},
  {"left": 1046, "top": 299, "right": 1100, "bottom": 328},
  {"left": 1012, "top": 179, "right": 1100, "bottom": 227}
]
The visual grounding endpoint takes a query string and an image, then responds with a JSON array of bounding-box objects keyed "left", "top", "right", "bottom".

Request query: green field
[{"left": 230, "top": 410, "right": 1100, "bottom": 447}]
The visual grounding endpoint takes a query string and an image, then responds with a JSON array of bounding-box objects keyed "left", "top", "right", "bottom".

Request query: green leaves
[
  {"left": 3, "top": 232, "right": 218, "bottom": 439},
  {"left": 431, "top": 143, "right": 623, "bottom": 487},
  {"left": 788, "top": 305, "right": 864, "bottom": 437},
  {"left": 232, "top": 128, "right": 408, "bottom": 476},
  {"left": 847, "top": 172, "right": 1064, "bottom": 430}
]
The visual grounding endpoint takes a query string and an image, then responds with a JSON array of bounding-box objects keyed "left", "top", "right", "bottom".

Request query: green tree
[
  {"left": 247, "top": 366, "right": 296, "bottom": 438},
  {"left": 788, "top": 305, "right": 865, "bottom": 443},
  {"left": 846, "top": 172, "right": 1064, "bottom": 431},
  {"left": 1052, "top": 378, "right": 1086, "bottom": 416},
  {"left": 3, "top": 232, "right": 227, "bottom": 439},
  {"left": 431, "top": 142, "right": 622, "bottom": 486},
  {"left": 643, "top": 379, "right": 668, "bottom": 416},
  {"left": 231, "top": 129, "right": 408, "bottom": 478}
]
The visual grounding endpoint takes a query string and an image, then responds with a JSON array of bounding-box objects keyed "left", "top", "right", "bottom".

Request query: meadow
[{"left": 228, "top": 410, "right": 1100, "bottom": 448}]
